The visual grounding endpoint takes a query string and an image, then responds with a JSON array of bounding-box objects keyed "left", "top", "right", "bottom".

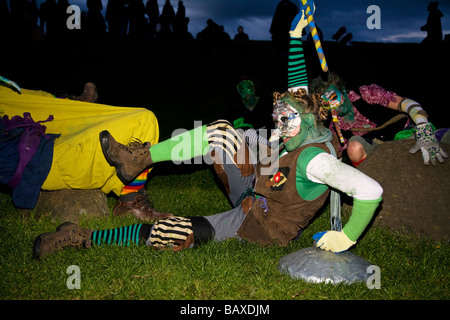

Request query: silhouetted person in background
[
  {"left": 39, "top": 0, "right": 57, "bottom": 38},
  {"left": 128, "top": 0, "right": 146, "bottom": 39},
  {"left": 332, "top": 26, "right": 352, "bottom": 46},
  {"left": 234, "top": 25, "right": 250, "bottom": 56},
  {"left": 0, "top": 0, "right": 11, "bottom": 42},
  {"left": 174, "top": 1, "right": 184, "bottom": 24},
  {"left": 173, "top": 1, "right": 184, "bottom": 33},
  {"left": 234, "top": 25, "right": 249, "bottom": 43},
  {"left": 145, "top": 0, "right": 159, "bottom": 40},
  {"left": 332, "top": 26, "right": 345, "bottom": 42},
  {"left": 270, "top": 0, "right": 298, "bottom": 56},
  {"left": 196, "top": 18, "right": 219, "bottom": 49},
  {"left": 421, "top": 1, "right": 443, "bottom": 45},
  {"left": 52, "top": 0, "right": 71, "bottom": 41},
  {"left": 106, "top": 0, "right": 126, "bottom": 39},
  {"left": 157, "top": 0, "right": 175, "bottom": 41},
  {"left": 10, "top": 0, "right": 41, "bottom": 42},
  {"left": 226, "top": 75, "right": 274, "bottom": 131},
  {"left": 172, "top": 1, "right": 191, "bottom": 43},
  {"left": 86, "top": 0, "right": 107, "bottom": 41}
]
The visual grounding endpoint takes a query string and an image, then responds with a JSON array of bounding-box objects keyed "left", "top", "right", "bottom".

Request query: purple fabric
[
  {"left": 2, "top": 113, "right": 53, "bottom": 188},
  {"left": 358, "top": 84, "right": 398, "bottom": 108}
]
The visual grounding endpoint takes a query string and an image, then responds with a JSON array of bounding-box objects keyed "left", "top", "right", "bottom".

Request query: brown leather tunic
[{"left": 237, "top": 139, "right": 337, "bottom": 246}]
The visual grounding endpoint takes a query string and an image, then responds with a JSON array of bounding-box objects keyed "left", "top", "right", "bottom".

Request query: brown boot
[
  {"left": 113, "top": 194, "right": 173, "bottom": 221},
  {"left": 100, "top": 130, "right": 153, "bottom": 184},
  {"left": 33, "top": 222, "right": 93, "bottom": 260}
]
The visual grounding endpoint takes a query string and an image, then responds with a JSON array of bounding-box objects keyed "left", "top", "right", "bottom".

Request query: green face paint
[
  {"left": 237, "top": 80, "right": 255, "bottom": 98},
  {"left": 237, "top": 80, "right": 259, "bottom": 110}
]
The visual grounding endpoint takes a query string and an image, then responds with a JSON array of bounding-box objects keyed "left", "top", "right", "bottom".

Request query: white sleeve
[{"left": 306, "top": 152, "right": 383, "bottom": 201}]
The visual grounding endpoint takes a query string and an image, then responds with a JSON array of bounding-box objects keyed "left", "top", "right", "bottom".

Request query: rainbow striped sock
[{"left": 120, "top": 169, "right": 149, "bottom": 197}]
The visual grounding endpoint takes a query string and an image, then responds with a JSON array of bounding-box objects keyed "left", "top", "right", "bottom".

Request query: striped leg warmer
[{"left": 288, "top": 38, "right": 308, "bottom": 92}]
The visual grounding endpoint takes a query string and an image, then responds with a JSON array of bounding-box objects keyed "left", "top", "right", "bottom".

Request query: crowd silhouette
[
  {"left": 1, "top": 0, "right": 255, "bottom": 54},
  {"left": 2, "top": 0, "right": 447, "bottom": 50}
]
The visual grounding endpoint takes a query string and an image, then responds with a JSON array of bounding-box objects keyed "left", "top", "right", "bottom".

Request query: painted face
[
  {"left": 237, "top": 80, "right": 255, "bottom": 99},
  {"left": 272, "top": 100, "right": 301, "bottom": 143}
]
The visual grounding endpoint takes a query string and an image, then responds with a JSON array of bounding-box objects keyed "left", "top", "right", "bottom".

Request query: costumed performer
[{"left": 0, "top": 78, "right": 170, "bottom": 221}]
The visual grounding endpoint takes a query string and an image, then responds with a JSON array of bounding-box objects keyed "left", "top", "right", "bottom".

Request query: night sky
[{"left": 6, "top": 0, "right": 450, "bottom": 42}]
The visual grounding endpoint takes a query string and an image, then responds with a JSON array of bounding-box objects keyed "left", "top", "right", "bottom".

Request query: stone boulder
[
  {"left": 354, "top": 139, "right": 449, "bottom": 241},
  {"left": 33, "top": 189, "right": 109, "bottom": 223}
]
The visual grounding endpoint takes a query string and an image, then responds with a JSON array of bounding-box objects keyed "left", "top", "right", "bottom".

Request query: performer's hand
[
  {"left": 409, "top": 123, "right": 448, "bottom": 165},
  {"left": 312, "top": 230, "right": 356, "bottom": 253},
  {"left": 289, "top": 1, "right": 315, "bottom": 38}
]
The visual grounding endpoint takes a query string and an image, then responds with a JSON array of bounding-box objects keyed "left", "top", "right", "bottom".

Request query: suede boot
[
  {"left": 99, "top": 130, "right": 153, "bottom": 184},
  {"left": 33, "top": 222, "right": 93, "bottom": 259},
  {"left": 113, "top": 192, "right": 173, "bottom": 221}
]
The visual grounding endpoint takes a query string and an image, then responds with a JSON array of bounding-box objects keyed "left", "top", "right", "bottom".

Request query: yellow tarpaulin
[{"left": 0, "top": 85, "right": 159, "bottom": 196}]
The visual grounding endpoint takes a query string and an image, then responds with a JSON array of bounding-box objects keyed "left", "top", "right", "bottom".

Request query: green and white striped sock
[
  {"left": 91, "top": 224, "right": 152, "bottom": 247},
  {"left": 288, "top": 38, "right": 308, "bottom": 90}
]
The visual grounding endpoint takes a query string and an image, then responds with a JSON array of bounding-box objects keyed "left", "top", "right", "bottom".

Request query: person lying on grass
[
  {"left": 33, "top": 89, "right": 383, "bottom": 259},
  {"left": 1, "top": 77, "right": 171, "bottom": 222}
]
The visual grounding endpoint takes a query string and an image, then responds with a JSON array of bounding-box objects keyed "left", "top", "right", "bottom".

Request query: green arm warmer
[
  {"left": 150, "top": 125, "right": 209, "bottom": 163},
  {"left": 343, "top": 197, "right": 382, "bottom": 242}
]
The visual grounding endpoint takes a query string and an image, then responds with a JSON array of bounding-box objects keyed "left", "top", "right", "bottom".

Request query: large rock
[
  {"left": 33, "top": 189, "right": 109, "bottom": 223},
  {"left": 355, "top": 139, "right": 449, "bottom": 241}
]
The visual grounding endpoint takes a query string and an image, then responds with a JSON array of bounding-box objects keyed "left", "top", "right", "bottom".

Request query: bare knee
[{"left": 347, "top": 140, "right": 367, "bottom": 163}]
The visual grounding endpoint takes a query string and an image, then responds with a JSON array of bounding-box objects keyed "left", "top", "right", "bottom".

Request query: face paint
[
  {"left": 272, "top": 100, "right": 301, "bottom": 143},
  {"left": 237, "top": 80, "right": 255, "bottom": 99},
  {"left": 321, "top": 84, "right": 344, "bottom": 110},
  {"left": 322, "top": 85, "right": 346, "bottom": 144}
]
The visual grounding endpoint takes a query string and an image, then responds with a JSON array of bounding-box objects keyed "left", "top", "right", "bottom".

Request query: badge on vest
[{"left": 266, "top": 167, "right": 290, "bottom": 190}]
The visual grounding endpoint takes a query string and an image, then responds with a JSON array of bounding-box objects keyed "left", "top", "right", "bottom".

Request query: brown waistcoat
[{"left": 236, "top": 139, "right": 337, "bottom": 246}]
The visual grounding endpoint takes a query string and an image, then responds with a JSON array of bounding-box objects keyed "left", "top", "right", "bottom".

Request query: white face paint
[{"left": 271, "top": 101, "right": 301, "bottom": 142}]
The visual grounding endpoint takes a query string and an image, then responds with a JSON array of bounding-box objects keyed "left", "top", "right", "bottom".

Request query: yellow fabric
[{"left": 0, "top": 86, "right": 159, "bottom": 196}]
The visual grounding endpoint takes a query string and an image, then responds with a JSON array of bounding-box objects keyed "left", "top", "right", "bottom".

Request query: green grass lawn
[{"left": 0, "top": 166, "right": 448, "bottom": 301}]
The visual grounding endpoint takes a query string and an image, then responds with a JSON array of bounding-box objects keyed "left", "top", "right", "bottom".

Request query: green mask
[
  {"left": 322, "top": 84, "right": 354, "bottom": 122},
  {"left": 237, "top": 80, "right": 259, "bottom": 110}
]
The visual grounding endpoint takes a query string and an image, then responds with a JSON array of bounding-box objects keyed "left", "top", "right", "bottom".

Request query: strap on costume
[{"left": 326, "top": 141, "right": 342, "bottom": 231}]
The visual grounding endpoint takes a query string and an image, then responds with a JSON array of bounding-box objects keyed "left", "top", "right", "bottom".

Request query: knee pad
[
  {"left": 149, "top": 216, "right": 194, "bottom": 251},
  {"left": 206, "top": 120, "right": 243, "bottom": 164}
]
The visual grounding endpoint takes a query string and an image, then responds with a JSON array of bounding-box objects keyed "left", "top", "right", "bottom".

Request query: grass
[
  {"left": 0, "top": 166, "right": 448, "bottom": 301},
  {"left": 1, "top": 40, "right": 449, "bottom": 305}
]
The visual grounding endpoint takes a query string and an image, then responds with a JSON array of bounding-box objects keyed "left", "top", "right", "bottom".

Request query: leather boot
[
  {"left": 99, "top": 130, "right": 153, "bottom": 184},
  {"left": 33, "top": 222, "right": 93, "bottom": 260},
  {"left": 113, "top": 194, "right": 173, "bottom": 221}
]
